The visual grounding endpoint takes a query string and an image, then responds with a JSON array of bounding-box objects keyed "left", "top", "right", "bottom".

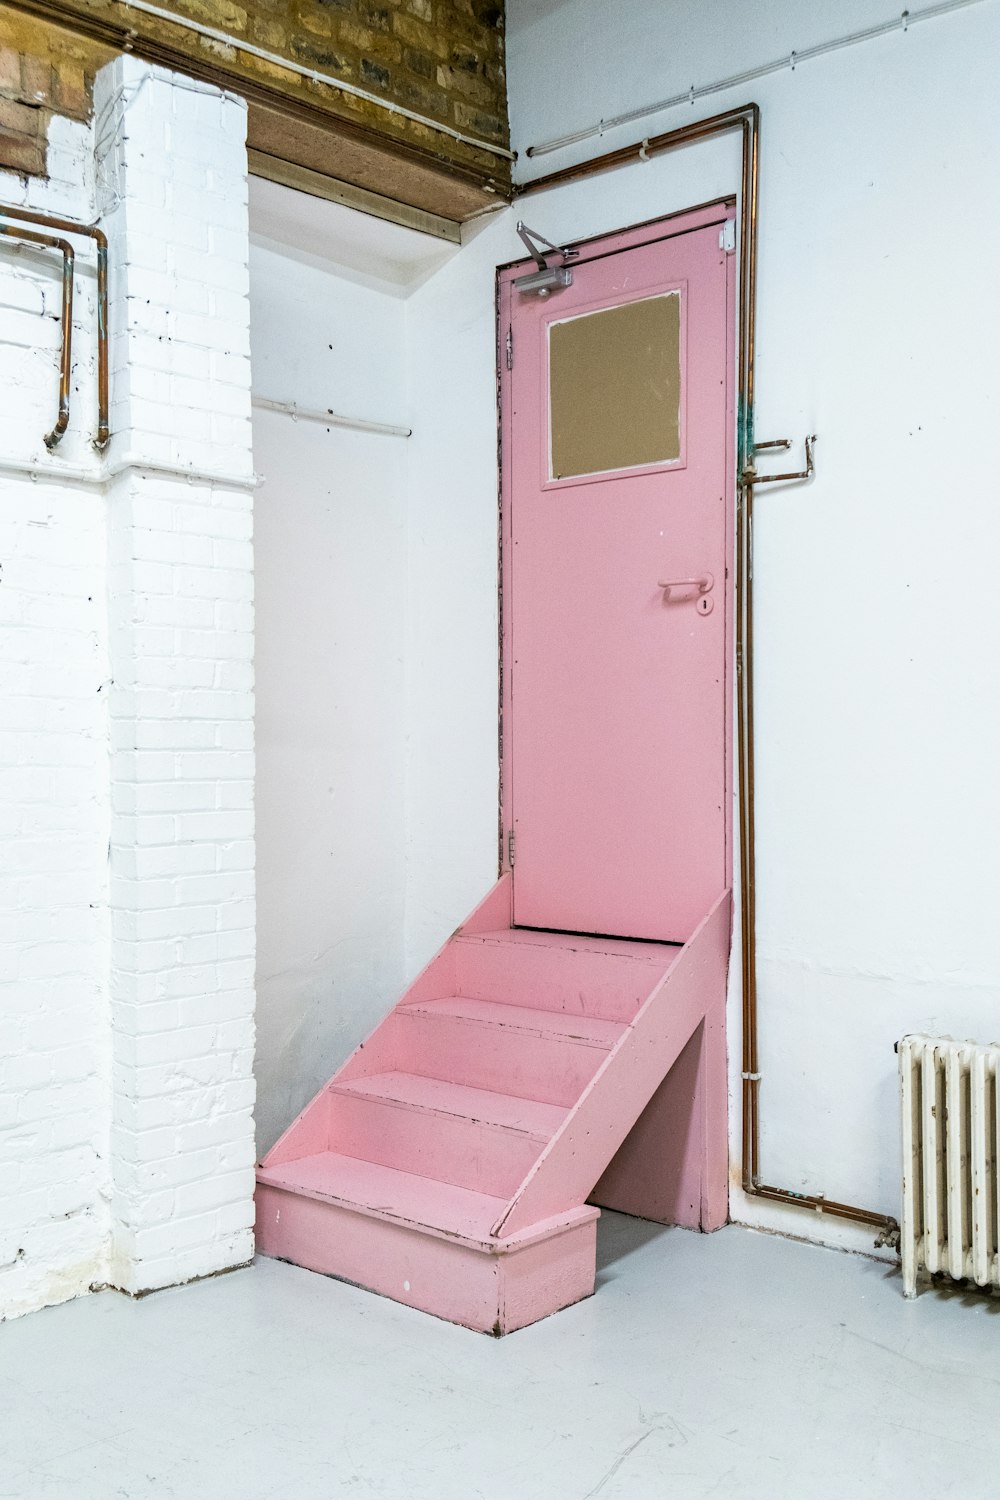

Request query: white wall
[
  {"left": 250, "top": 229, "right": 413, "bottom": 1153},
  {"left": 403, "top": 236, "right": 507, "bottom": 973},
  {"left": 402, "top": 0, "right": 1000, "bottom": 1255}
]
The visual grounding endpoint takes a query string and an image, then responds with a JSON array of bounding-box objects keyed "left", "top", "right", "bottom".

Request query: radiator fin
[{"left": 901, "top": 1034, "right": 1000, "bottom": 1297}]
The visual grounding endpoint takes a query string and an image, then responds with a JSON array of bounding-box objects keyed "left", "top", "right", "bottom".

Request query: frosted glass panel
[{"left": 549, "top": 292, "right": 681, "bottom": 481}]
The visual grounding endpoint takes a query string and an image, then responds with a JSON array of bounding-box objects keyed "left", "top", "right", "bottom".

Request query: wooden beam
[
  {"left": 247, "top": 150, "right": 462, "bottom": 243},
  {"left": 246, "top": 103, "right": 504, "bottom": 226}
]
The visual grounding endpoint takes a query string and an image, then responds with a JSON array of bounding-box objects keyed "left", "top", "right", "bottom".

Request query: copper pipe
[
  {"left": 750, "top": 433, "right": 817, "bottom": 484},
  {"left": 0, "top": 223, "right": 74, "bottom": 449},
  {"left": 517, "top": 107, "right": 899, "bottom": 1244},
  {"left": 0, "top": 204, "right": 109, "bottom": 451}
]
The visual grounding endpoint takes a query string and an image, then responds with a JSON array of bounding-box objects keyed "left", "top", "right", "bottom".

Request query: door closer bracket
[{"left": 513, "top": 220, "right": 578, "bottom": 297}]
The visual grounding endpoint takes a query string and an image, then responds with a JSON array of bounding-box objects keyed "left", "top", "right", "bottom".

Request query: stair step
[
  {"left": 255, "top": 1158, "right": 601, "bottom": 1332},
  {"left": 452, "top": 928, "right": 680, "bottom": 1023},
  {"left": 257, "top": 1150, "right": 507, "bottom": 1243},
  {"left": 470, "top": 928, "right": 678, "bottom": 962},
  {"left": 331, "top": 1070, "right": 567, "bottom": 1137},
  {"left": 393, "top": 997, "right": 624, "bottom": 1107},
  {"left": 409, "top": 997, "right": 624, "bottom": 1047},
  {"left": 325, "top": 1070, "right": 560, "bottom": 1197}
]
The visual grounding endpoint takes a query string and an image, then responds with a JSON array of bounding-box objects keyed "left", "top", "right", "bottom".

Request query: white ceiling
[{"left": 248, "top": 175, "right": 460, "bottom": 293}]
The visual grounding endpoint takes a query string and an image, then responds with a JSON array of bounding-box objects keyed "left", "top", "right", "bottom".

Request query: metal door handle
[{"left": 658, "top": 573, "right": 714, "bottom": 598}]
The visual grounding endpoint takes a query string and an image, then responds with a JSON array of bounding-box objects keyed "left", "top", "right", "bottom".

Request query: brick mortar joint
[{"left": 1, "top": 2, "right": 511, "bottom": 178}]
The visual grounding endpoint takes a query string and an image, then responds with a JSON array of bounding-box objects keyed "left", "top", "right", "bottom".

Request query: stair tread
[
  {"left": 331, "top": 1070, "right": 567, "bottom": 1138},
  {"left": 408, "top": 995, "right": 625, "bottom": 1047},
  {"left": 257, "top": 1151, "right": 507, "bottom": 1240},
  {"left": 459, "top": 927, "right": 681, "bottom": 964}
]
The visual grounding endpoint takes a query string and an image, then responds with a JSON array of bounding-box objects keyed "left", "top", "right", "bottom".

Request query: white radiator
[{"left": 900, "top": 1034, "right": 1000, "bottom": 1297}]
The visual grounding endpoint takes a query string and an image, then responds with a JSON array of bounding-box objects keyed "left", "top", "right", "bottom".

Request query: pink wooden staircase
[{"left": 256, "top": 876, "right": 731, "bottom": 1333}]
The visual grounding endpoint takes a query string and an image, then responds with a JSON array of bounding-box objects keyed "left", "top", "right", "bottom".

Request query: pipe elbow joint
[{"left": 43, "top": 412, "right": 69, "bottom": 450}]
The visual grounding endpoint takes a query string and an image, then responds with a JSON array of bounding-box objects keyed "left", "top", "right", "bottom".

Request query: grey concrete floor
[{"left": 1, "top": 1214, "right": 998, "bottom": 1499}]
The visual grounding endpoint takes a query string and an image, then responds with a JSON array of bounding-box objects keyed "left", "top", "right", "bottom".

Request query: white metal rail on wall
[
  {"left": 251, "top": 396, "right": 411, "bottom": 439},
  {"left": 523, "top": 0, "right": 992, "bottom": 163}
]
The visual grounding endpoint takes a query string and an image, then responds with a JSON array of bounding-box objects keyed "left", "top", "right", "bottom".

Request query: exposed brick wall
[
  {"left": 0, "top": 11, "right": 110, "bottom": 177},
  {"left": 0, "top": 3, "right": 509, "bottom": 195},
  {"left": 159, "top": 0, "right": 508, "bottom": 155},
  {"left": 281, "top": 0, "right": 509, "bottom": 149}
]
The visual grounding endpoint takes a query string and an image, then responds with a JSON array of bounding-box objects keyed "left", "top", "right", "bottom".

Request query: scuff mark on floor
[{"left": 580, "top": 1426, "right": 659, "bottom": 1499}]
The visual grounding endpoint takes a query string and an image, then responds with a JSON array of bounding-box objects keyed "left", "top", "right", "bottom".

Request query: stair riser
[
  {"left": 394, "top": 1010, "right": 610, "bottom": 1107},
  {"left": 255, "top": 1181, "right": 597, "bottom": 1334},
  {"left": 326, "top": 1089, "right": 544, "bottom": 1198},
  {"left": 453, "top": 940, "right": 658, "bottom": 1022}
]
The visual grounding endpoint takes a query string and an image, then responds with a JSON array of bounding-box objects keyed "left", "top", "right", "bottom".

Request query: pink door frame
[{"left": 496, "top": 198, "right": 738, "bottom": 929}]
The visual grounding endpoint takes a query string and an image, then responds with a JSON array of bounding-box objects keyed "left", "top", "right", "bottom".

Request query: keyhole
[{"left": 697, "top": 595, "right": 714, "bottom": 616}]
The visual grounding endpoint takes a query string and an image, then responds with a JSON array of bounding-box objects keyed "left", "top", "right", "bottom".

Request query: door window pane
[{"left": 549, "top": 292, "right": 682, "bottom": 481}]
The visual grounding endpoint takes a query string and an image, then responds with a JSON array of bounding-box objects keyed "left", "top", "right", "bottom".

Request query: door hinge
[
  {"left": 505, "top": 326, "right": 513, "bottom": 371},
  {"left": 720, "top": 220, "right": 736, "bottom": 254},
  {"left": 507, "top": 829, "right": 516, "bottom": 866}
]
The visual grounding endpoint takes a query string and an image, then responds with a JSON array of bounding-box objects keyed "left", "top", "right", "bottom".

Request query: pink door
[{"left": 500, "top": 207, "right": 734, "bottom": 943}]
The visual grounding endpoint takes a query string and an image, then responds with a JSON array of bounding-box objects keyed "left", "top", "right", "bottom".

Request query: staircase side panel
[
  {"left": 260, "top": 1090, "right": 333, "bottom": 1168},
  {"left": 451, "top": 871, "right": 513, "bottom": 936},
  {"left": 697, "top": 989, "right": 729, "bottom": 1231},
  {"left": 590, "top": 996, "right": 727, "bottom": 1231},
  {"left": 591, "top": 1023, "right": 705, "bottom": 1228},
  {"left": 493, "top": 890, "right": 732, "bottom": 1239},
  {"left": 261, "top": 878, "right": 511, "bottom": 1168}
]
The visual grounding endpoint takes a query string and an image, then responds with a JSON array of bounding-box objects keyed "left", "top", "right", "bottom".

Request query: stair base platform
[{"left": 255, "top": 1162, "right": 599, "bottom": 1334}]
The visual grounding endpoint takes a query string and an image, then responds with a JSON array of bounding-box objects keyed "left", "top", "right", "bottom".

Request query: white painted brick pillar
[{"left": 95, "top": 57, "right": 256, "bottom": 1293}]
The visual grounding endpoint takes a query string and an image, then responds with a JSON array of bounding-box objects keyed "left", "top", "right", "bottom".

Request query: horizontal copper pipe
[
  {"left": 751, "top": 1181, "right": 899, "bottom": 1240},
  {"left": 518, "top": 108, "right": 899, "bottom": 1244},
  {"left": 0, "top": 204, "right": 109, "bottom": 451},
  {"left": 0, "top": 223, "right": 74, "bottom": 449}
]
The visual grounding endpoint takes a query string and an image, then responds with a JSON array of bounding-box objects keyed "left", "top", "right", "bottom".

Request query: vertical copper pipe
[
  {"left": 0, "top": 223, "right": 74, "bottom": 449},
  {"left": 735, "top": 111, "right": 762, "bottom": 1192},
  {"left": 46, "top": 236, "right": 74, "bottom": 450},
  {"left": 94, "top": 235, "right": 109, "bottom": 450},
  {"left": 516, "top": 106, "right": 899, "bottom": 1241},
  {"left": 0, "top": 204, "right": 109, "bottom": 450}
]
